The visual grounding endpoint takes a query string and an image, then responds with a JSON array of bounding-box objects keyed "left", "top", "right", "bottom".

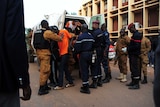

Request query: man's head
[
  {"left": 120, "top": 28, "right": 125, "bottom": 36},
  {"left": 128, "top": 23, "right": 136, "bottom": 33},
  {"left": 92, "top": 20, "right": 100, "bottom": 30},
  {"left": 41, "top": 20, "right": 49, "bottom": 29},
  {"left": 101, "top": 23, "right": 107, "bottom": 31},
  {"left": 50, "top": 25, "right": 59, "bottom": 34},
  {"left": 81, "top": 24, "right": 88, "bottom": 33}
]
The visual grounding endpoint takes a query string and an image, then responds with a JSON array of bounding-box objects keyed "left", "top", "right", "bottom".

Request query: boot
[
  {"left": 97, "top": 77, "right": 103, "bottom": 87},
  {"left": 89, "top": 79, "right": 97, "bottom": 88},
  {"left": 141, "top": 76, "right": 148, "bottom": 84},
  {"left": 128, "top": 79, "right": 140, "bottom": 89},
  {"left": 45, "top": 84, "right": 51, "bottom": 90},
  {"left": 126, "top": 78, "right": 134, "bottom": 86},
  {"left": 80, "top": 85, "right": 90, "bottom": 94},
  {"left": 116, "top": 73, "right": 123, "bottom": 80},
  {"left": 120, "top": 74, "right": 127, "bottom": 83},
  {"left": 102, "top": 74, "right": 110, "bottom": 83},
  {"left": 38, "top": 85, "right": 49, "bottom": 95},
  {"left": 108, "top": 72, "right": 112, "bottom": 79}
]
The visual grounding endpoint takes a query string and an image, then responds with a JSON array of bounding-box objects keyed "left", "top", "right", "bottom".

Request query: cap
[
  {"left": 92, "top": 20, "right": 100, "bottom": 24},
  {"left": 128, "top": 23, "right": 134, "bottom": 30}
]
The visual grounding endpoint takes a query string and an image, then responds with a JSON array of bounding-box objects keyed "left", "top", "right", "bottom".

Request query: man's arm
[{"left": 44, "top": 30, "right": 62, "bottom": 41}]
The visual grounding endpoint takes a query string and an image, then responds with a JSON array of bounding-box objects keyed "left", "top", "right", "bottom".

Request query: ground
[{"left": 21, "top": 60, "right": 155, "bottom": 107}]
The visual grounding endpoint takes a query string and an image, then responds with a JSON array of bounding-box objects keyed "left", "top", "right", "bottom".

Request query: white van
[{"left": 57, "top": 10, "right": 105, "bottom": 30}]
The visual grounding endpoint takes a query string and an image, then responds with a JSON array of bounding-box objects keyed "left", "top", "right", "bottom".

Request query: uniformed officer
[
  {"left": 101, "top": 23, "right": 111, "bottom": 83},
  {"left": 140, "top": 36, "right": 151, "bottom": 84},
  {"left": 33, "top": 20, "right": 62, "bottom": 95},
  {"left": 89, "top": 20, "right": 106, "bottom": 88},
  {"left": 127, "top": 23, "right": 143, "bottom": 89},
  {"left": 115, "top": 28, "right": 130, "bottom": 82},
  {"left": 74, "top": 24, "right": 94, "bottom": 94}
]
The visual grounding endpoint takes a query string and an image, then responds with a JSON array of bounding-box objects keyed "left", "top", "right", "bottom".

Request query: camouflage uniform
[
  {"left": 115, "top": 34, "right": 130, "bottom": 82},
  {"left": 140, "top": 37, "right": 151, "bottom": 84}
]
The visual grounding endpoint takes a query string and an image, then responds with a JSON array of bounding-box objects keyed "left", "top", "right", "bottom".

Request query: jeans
[{"left": 58, "top": 54, "right": 73, "bottom": 87}]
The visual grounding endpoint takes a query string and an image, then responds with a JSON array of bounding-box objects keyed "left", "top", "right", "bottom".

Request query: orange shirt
[{"left": 58, "top": 29, "right": 72, "bottom": 56}]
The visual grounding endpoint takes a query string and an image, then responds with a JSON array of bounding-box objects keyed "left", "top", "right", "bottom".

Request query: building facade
[{"left": 79, "top": 0, "right": 160, "bottom": 39}]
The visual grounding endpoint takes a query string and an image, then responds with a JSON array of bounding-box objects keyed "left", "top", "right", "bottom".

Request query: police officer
[
  {"left": 89, "top": 20, "right": 106, "bottom": 88},
  {"left": 74, "top": 24, "right": 94, "bottom": 94},
  {"left": 33, "top": 20, "right": 62, "bottom": 95},
  {"left": 127, "top": 23, "right": 143, "bottom": 89},
  {"left": 101, "top": 23, "right": 111, "bottom": 83},
  {"left": 115, "top": 28, "right": 130, "bottom": 82},
  {"left": 140, "top": 36, "right": 151, "bottom": 84}
]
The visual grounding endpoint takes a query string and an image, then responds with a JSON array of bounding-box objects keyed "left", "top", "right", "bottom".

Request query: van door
[
  {"left": 57, "top": 10, "right": 67, "bottom": 30},
  {"left": 89, "top": 14, "right": 105, "bottom": 30}
]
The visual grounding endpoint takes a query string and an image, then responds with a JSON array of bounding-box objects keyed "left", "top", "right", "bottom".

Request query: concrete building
[{"left": 79, "top": 0, "right": 160, "bottom": 39}]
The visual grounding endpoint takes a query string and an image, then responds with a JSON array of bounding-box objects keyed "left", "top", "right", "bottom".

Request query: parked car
[{"left": 108, "top": 44, "right": 116, "bottom": 60}]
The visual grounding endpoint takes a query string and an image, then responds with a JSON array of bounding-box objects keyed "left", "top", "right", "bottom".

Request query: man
[
  {"left": 74, "top": 24, "right": 94, "bottom": 94},
  {"left": 153, "top": 29, "right": 160, "bottom": 107},
  {"left": 127, "top": 23, "right": 143, "bottom": 89},
  {"left": 33, "top": 20, "right": 62, "bottom": 95},
  {"left": 48, "top": 26, "right": 60, "bottom": 87},
  {"left": 115, "top": 28, "right": 130, "bottom": 82},
  {"left": 101, "top": 23, "right": 112, "bottom": 83},
  {"left": 54, "top": 28, "right": 75, "bottom": 90},
  {"left": 89, "top": 20, "right": 106, "bottom": 88},
  {"left": 0, "top": 0, "right": 31, "bottom": 106},
  {"left": 140, "top": 36, "right": 151, "bottom": 84}
]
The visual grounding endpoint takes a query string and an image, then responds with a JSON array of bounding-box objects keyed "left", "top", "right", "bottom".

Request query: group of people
[
  {"left": 32, "top": 20, "right": 156, "bottom": 95},
  {"left": 32, "top": 19, "right": 111, "bottom": 95},
  {"left": 115, "top": 23, "right": 152, "bottom": 89}
]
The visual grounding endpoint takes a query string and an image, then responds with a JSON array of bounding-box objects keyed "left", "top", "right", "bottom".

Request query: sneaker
[
  {"left": 54, "top": 86, "right": 64, "bottom": 90},
  {"left": 65, "top": 83, "right": 75, "bottom": 88}
]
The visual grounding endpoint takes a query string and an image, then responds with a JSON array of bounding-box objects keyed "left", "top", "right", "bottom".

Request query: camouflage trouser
[
  {"left": 37, "top": 54, "right": 51, "bottom": 86},
  {"left": 141, "top": 54, "right": 149, "bottom": 76},
  {"left": 118, "top": 54, "right": 128, "bottom": 75}
]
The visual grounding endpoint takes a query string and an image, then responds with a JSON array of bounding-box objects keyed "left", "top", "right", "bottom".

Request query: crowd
[{"left": 28, "top": 19, "right": 158, "bottom": 95}]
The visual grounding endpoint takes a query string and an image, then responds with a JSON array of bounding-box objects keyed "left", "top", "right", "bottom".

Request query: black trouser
[
  {"left": 91, "top": 47, "right": 104, "bottom": 80},
  {"left": 49, "top": 57, "right": 58, "bottom": 84},
  {"left": 79, "top": 52, "right": 92, "bottom": 86},
  {"left": 153, "top": 38, "right": 160, "bottom": 107},
  {"left": 58, "top": 54, "right": 73, "bottom": 87},
  {"left": 129, "top": 55, "right": 141, "bottom": 80}
]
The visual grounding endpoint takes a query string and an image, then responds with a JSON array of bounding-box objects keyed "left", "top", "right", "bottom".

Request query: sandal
[
  {"left": 65, "top": 83, "right": 75, "bottom": 88},
  {"left": 54, "top": 86, "right": 64, "bottom": 90}
]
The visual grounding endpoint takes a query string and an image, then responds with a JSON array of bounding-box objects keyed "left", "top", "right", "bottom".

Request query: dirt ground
[{"left": 21, "top": 60, "right": 155, "bottom": 107}]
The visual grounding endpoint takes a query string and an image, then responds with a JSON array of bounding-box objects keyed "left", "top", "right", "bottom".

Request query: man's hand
[{"left": 20, "top": 85, "right": 32, "bottom": 101}]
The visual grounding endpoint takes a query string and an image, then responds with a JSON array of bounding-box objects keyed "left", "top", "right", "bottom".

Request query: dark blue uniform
[
  {"left": 74, "top": 32, "right": 94, "bottom": 87},
  {"left": 102, "top": 31, "right": 111, "bottom": 82},
  {"left": 91, "top": 28, "right": 106, "bottom": 84}
]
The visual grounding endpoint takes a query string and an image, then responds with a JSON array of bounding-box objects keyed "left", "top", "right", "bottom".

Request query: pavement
[{"left": 21, "top": 60, "right": 155, "bottom": 107}]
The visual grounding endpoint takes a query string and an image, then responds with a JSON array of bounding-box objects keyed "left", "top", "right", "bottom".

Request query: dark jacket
[
  {"left": 92, "top": 28, "right": 106, "bottom": 48},
  {"left": 74, "top": 32, "right": 94, "bottom": 54},
  {"left": 153, "top": 36, "right": 160, "bottom": 107},
  {"left": 128, "top": 30, "right": 142, "bottom": 56},
  {"left": 0, "top": 0, "right": 30, "bottom": 92}
]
